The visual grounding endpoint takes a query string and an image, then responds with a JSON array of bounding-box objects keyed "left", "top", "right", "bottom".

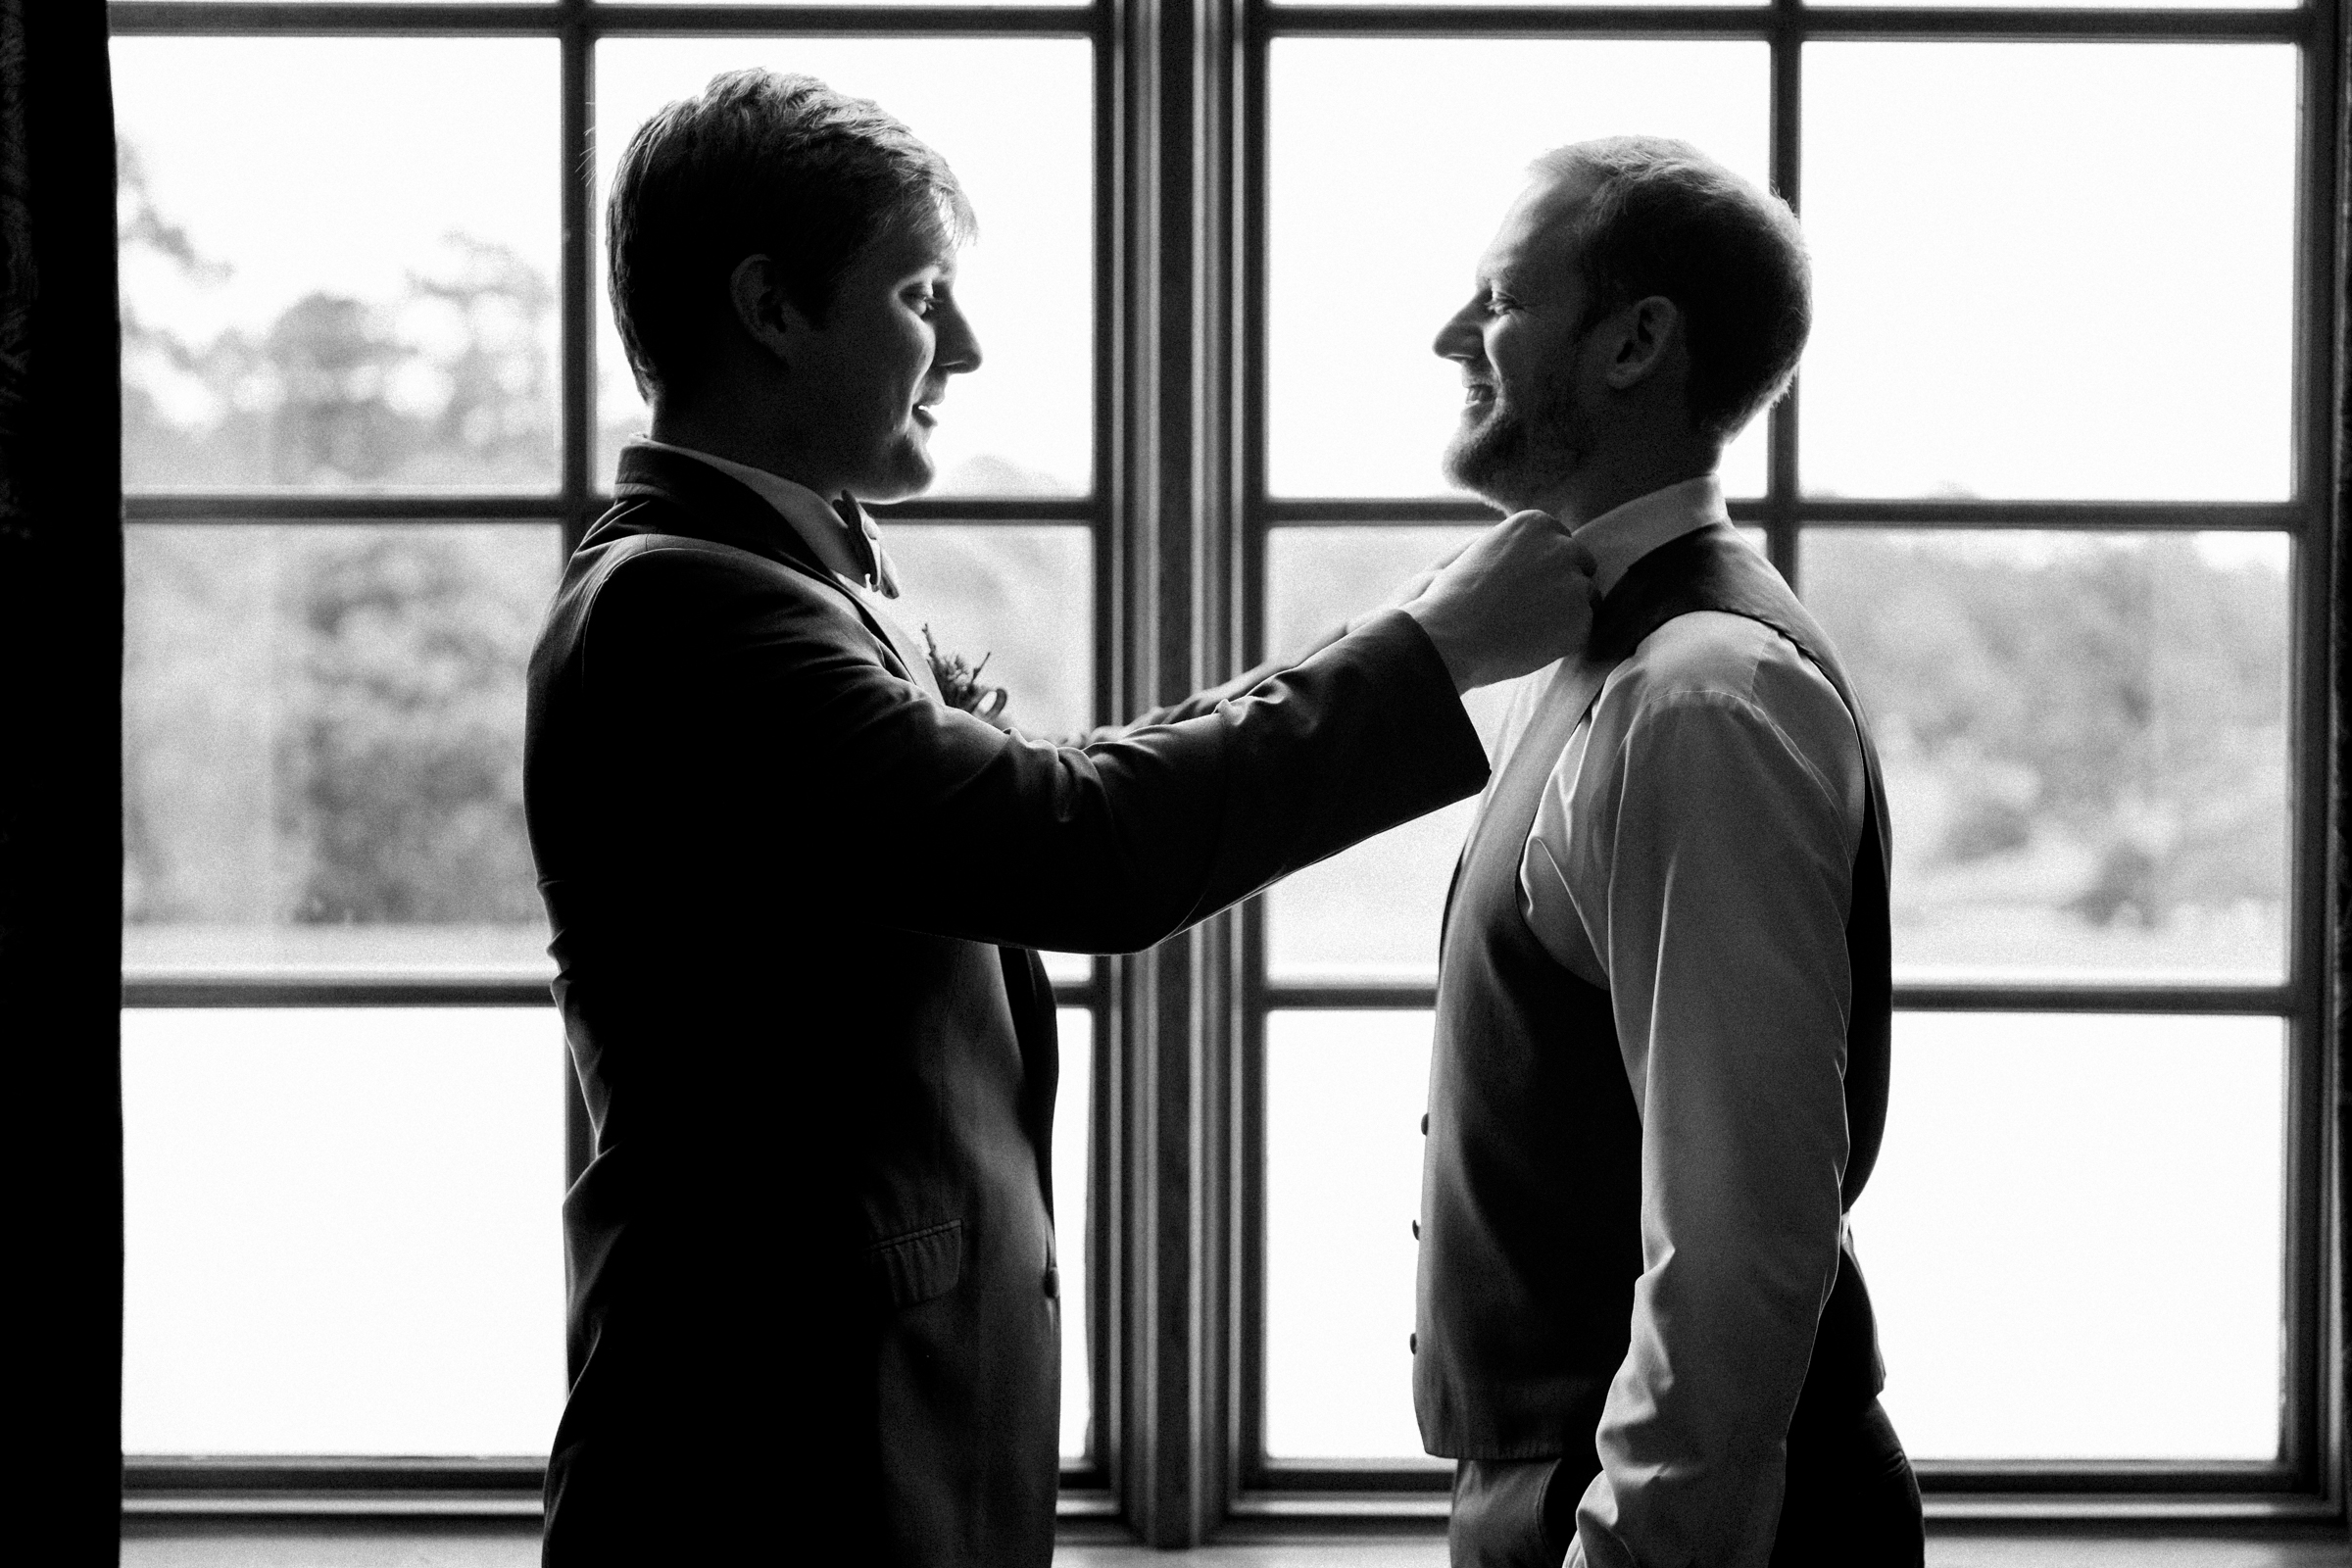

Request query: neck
[
  {"left": 649, "top": 399, "right": 837, "bottom": 499},
  {"left": 1522, "top": 431, "right": 1718, "bottom": 531}
]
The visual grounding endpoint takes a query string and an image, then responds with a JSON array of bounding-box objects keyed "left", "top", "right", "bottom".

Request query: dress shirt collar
[
  {"left": 1570, "top": 473, "right": 1729, "bottom": 598},
  {"left": 623, "top": 436, "right": 875, "bottom": 590}
]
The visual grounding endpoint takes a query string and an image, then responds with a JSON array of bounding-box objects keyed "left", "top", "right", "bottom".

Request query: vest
[{"left": 1413, "top": 521, "right": 1892, "bottom": 1459}]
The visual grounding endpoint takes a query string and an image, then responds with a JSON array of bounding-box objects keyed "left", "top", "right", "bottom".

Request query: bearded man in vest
[{"left": 1412, "top": 137, "right": 1923, "bottom": 1568}]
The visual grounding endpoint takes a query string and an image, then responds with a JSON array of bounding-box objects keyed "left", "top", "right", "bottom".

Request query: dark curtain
[
  {"left": 0, "top": 0, "right": 122, "bottom": 1561},
  {"left": 2335, "top": 28, "right": 2352, "bottom": 1538},
  {"left": 2336, "top": 53, "right": 2351, "bottom": 1538}
]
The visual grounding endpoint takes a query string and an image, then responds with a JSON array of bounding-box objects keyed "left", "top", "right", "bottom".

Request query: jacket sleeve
[
  {"left": 1110, "top": 621, "right": 1354, "bottom": 734},
  {"left": 583, "top": 549, "right": 1486, "bottom": 955}
]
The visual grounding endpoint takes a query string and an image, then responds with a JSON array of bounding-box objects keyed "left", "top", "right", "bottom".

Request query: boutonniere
[{"left": 921, "top": 625, "right": 1010, "bottom": 725}]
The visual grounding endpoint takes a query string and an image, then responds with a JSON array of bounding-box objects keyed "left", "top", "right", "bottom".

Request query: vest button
[
  {"left": 1408, "top": 1332, "right": 1418, "bottom": 1354},
  {"left": 1420, "top": 1112, "right": 1429, "bottom": 1135}
]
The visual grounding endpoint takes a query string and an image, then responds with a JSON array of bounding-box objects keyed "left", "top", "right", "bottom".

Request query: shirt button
[
  {"left": 1420, "top": 1112, "right": 1430, "bottom": 1135},
  {"left": 1408, "top": 1332, "right": 1418, "bottom": 1354},
  {"left": 1043, "top": 1267, "right": 1060, "bottom": 1299},
  {"left": 1411, "top": 1219, "right": 1420, "bottom": 1241}
]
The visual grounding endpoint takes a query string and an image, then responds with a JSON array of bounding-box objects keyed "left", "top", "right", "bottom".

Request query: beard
[{"left": 1442, "top": 361, "right": 1589, "bottom": 510}]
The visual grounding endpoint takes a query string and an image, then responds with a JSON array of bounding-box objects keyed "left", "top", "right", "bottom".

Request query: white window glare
[
  {"left": 1802, "top": 43, "right": 2297, "bottom": 502},
  {"left": 1054, "top": 1009, "right": 1095, "bottom": 1461},
  {"left": 1266, "top": 1010, "right": 1444, "bottom": 1460},
  {"left": 1857, "top": 1012, "right": 2284, "bottom": 1461},
  {"left": 122, "top": 1009, "right": 569, "bottom": 1456}
]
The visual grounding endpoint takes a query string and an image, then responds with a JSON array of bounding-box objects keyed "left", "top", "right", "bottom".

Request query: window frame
[{"left": 109, "top": 0, "right": 2345, "bottom": 1544}]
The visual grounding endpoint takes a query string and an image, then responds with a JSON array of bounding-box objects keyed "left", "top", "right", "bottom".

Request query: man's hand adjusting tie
[{"left": 1399, "top": 510, "right": 1600, "bottom": 694}]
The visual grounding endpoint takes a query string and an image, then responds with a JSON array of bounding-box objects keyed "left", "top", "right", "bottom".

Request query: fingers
[
  {"left": 1563, "top": 533, "right": 1598, "bottom": 579},
  {"left": 1492, "top": 509, "right": 1596, "bottom": 581}
]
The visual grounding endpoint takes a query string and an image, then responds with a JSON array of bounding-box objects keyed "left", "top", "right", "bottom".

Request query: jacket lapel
[{"left": 606, "top": 444, "right": 927, "bottom": 691}]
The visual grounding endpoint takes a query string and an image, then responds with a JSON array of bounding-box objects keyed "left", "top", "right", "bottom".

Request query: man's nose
[
  {"left": 1433, "top": 302, "right": 1481, "bottom": 363},
  {"left": 940, "top": 304, "right": 983, "bottom": 375}
]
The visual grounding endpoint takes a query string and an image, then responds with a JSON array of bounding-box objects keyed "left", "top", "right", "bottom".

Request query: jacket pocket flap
[{"left": 867, "top": 1219, "right": 964, "bottom": 1309}]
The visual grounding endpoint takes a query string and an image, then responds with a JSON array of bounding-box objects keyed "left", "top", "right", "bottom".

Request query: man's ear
[
  {"left": 1602, "top": 294, "right": 1683, "bottom": 391},
  {"left": 726, "top": 254, "right": 815, "bottom": 369}
]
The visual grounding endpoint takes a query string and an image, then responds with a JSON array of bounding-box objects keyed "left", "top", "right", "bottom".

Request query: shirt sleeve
[{"left": 1521, "top": 643, "right": 1866, "bottom": 1568}]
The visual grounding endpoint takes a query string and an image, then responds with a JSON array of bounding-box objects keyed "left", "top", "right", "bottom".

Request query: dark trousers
[{"left": 1449, "top": 1398, "right": 1923, "bottom": 1568}]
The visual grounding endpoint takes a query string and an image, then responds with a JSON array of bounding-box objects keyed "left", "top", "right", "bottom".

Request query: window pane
[
  {"left": 888, "top": 525, "right": 1094, "bottom": 741},
  {"left": 1266, "top": 1009, "right": 2287, "bottom": 1466},
  {"left": 122, "top": 1008, "right": 567, "bottom": 1455},
  {"left": 1265, "top": 1010, "right": 1443, "bottom": 1461},
  {"left": 594, "top": 41, "right": 1093, "bottom": 497},
  {"left": 1299, "top": 0, "right": 1747, "bottom": 6},
  {"left": 123, "top": 524, "right": 559, "bottom": 975},
  {"left": 1802, "top": 530, "right": 2290, "bottom": 982},
  {"left": 1262, "top": 527, "right": 1531, "bottom": 982},
  {"left": 891, "top": 524, "right": 1096, "bottom": 981},
  {"left": 1802, "top": 44, "right": 2295, "bottom": 500},
  {"left": 1855, "top": 1013, "right": 2283, "bottom": 1460},
  {"left": 621, "top": 0, "right": 1075, "bottom": 6},
  {"left": 1054, "top": 1008, "right": 1095, "bottom": 1461},
  {"left": 1268, "top": 39, "right": 1771, "bottom": 502},
  {"left": 113, "top": 39, "right": 560, "bottom": 492},
  {"left": 1815, "top": 0, "right": 2284, "bottom": 8}
]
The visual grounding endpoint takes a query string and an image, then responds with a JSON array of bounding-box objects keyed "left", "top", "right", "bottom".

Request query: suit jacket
[{"left": 522, "top": 444, "right": 1488, "bottom": 1565}]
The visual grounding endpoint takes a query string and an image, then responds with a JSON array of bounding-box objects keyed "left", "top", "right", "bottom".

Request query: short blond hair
[
  {"left": 607, "top": 69, "right": 976, "bottom": 401},
  {"left": 1532, "top": 136, "right": 1810, "bottom": 442}
]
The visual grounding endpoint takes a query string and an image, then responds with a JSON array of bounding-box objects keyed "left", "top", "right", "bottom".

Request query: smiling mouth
[{"left": 1462, "top": 382, "right": 1497, "bottom": 410}]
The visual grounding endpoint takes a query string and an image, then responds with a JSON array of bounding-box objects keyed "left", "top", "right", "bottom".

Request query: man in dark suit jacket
[{"left": 524, "top": 70, "right": 1596, "bottom": 1565}]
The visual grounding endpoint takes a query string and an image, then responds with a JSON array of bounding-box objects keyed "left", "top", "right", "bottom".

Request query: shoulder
[
  {"left": 1592, "top": 611, "right": 1865, "bottom": 815},
  {"left": 1608, "top": 611, "right": 1846, "bottom": 734},
  {"left": 580, "top": 529, "right": 839, "bottom": 627},
  {"left": 555, "top": 527, "right": 869, "bottom": 687}
]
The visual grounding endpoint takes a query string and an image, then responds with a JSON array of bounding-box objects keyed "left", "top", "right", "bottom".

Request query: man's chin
[
  {"left": 853, "top": 443, "right": 937, "bottom": 504},
  {"left": 1443, "top": 439, "right": 1519, "bottom": 512}
]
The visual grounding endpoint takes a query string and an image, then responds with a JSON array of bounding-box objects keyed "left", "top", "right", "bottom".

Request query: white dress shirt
[{"left": 1498, "top": 477, "right": 1871, "bottom": 1568}]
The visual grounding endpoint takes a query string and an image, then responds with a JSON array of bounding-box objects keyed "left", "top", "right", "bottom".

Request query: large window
[
  {"left": 113, "top": 0, "right": 1107, "bottom": 1509},
  {"left": 1241, "top": 0, "right": 2337, "bottom": 1523},
  {"left": 114, "top": 0, "right": 2340, "bottom": 1540}
]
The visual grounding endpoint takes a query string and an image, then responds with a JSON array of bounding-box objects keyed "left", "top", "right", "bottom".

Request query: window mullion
[
  {"left": 1766, "top": 0, "right": 1801, "bottom": 584},
  {"left": 1106, "top": 0, "right": 1246, "bottom": 1544}
]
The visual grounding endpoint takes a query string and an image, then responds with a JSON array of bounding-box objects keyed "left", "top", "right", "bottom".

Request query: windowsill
[
  {"left": 120, "top": 1489, "right": 2342, "bottom": 1527},
  {"left": 119, "top": 1518, "right": 2352, "bottom": 1568}
]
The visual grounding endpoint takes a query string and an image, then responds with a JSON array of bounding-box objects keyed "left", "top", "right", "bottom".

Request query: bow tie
[{"left": 832, "top": 493, "right": 901, "bottom": 600}]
